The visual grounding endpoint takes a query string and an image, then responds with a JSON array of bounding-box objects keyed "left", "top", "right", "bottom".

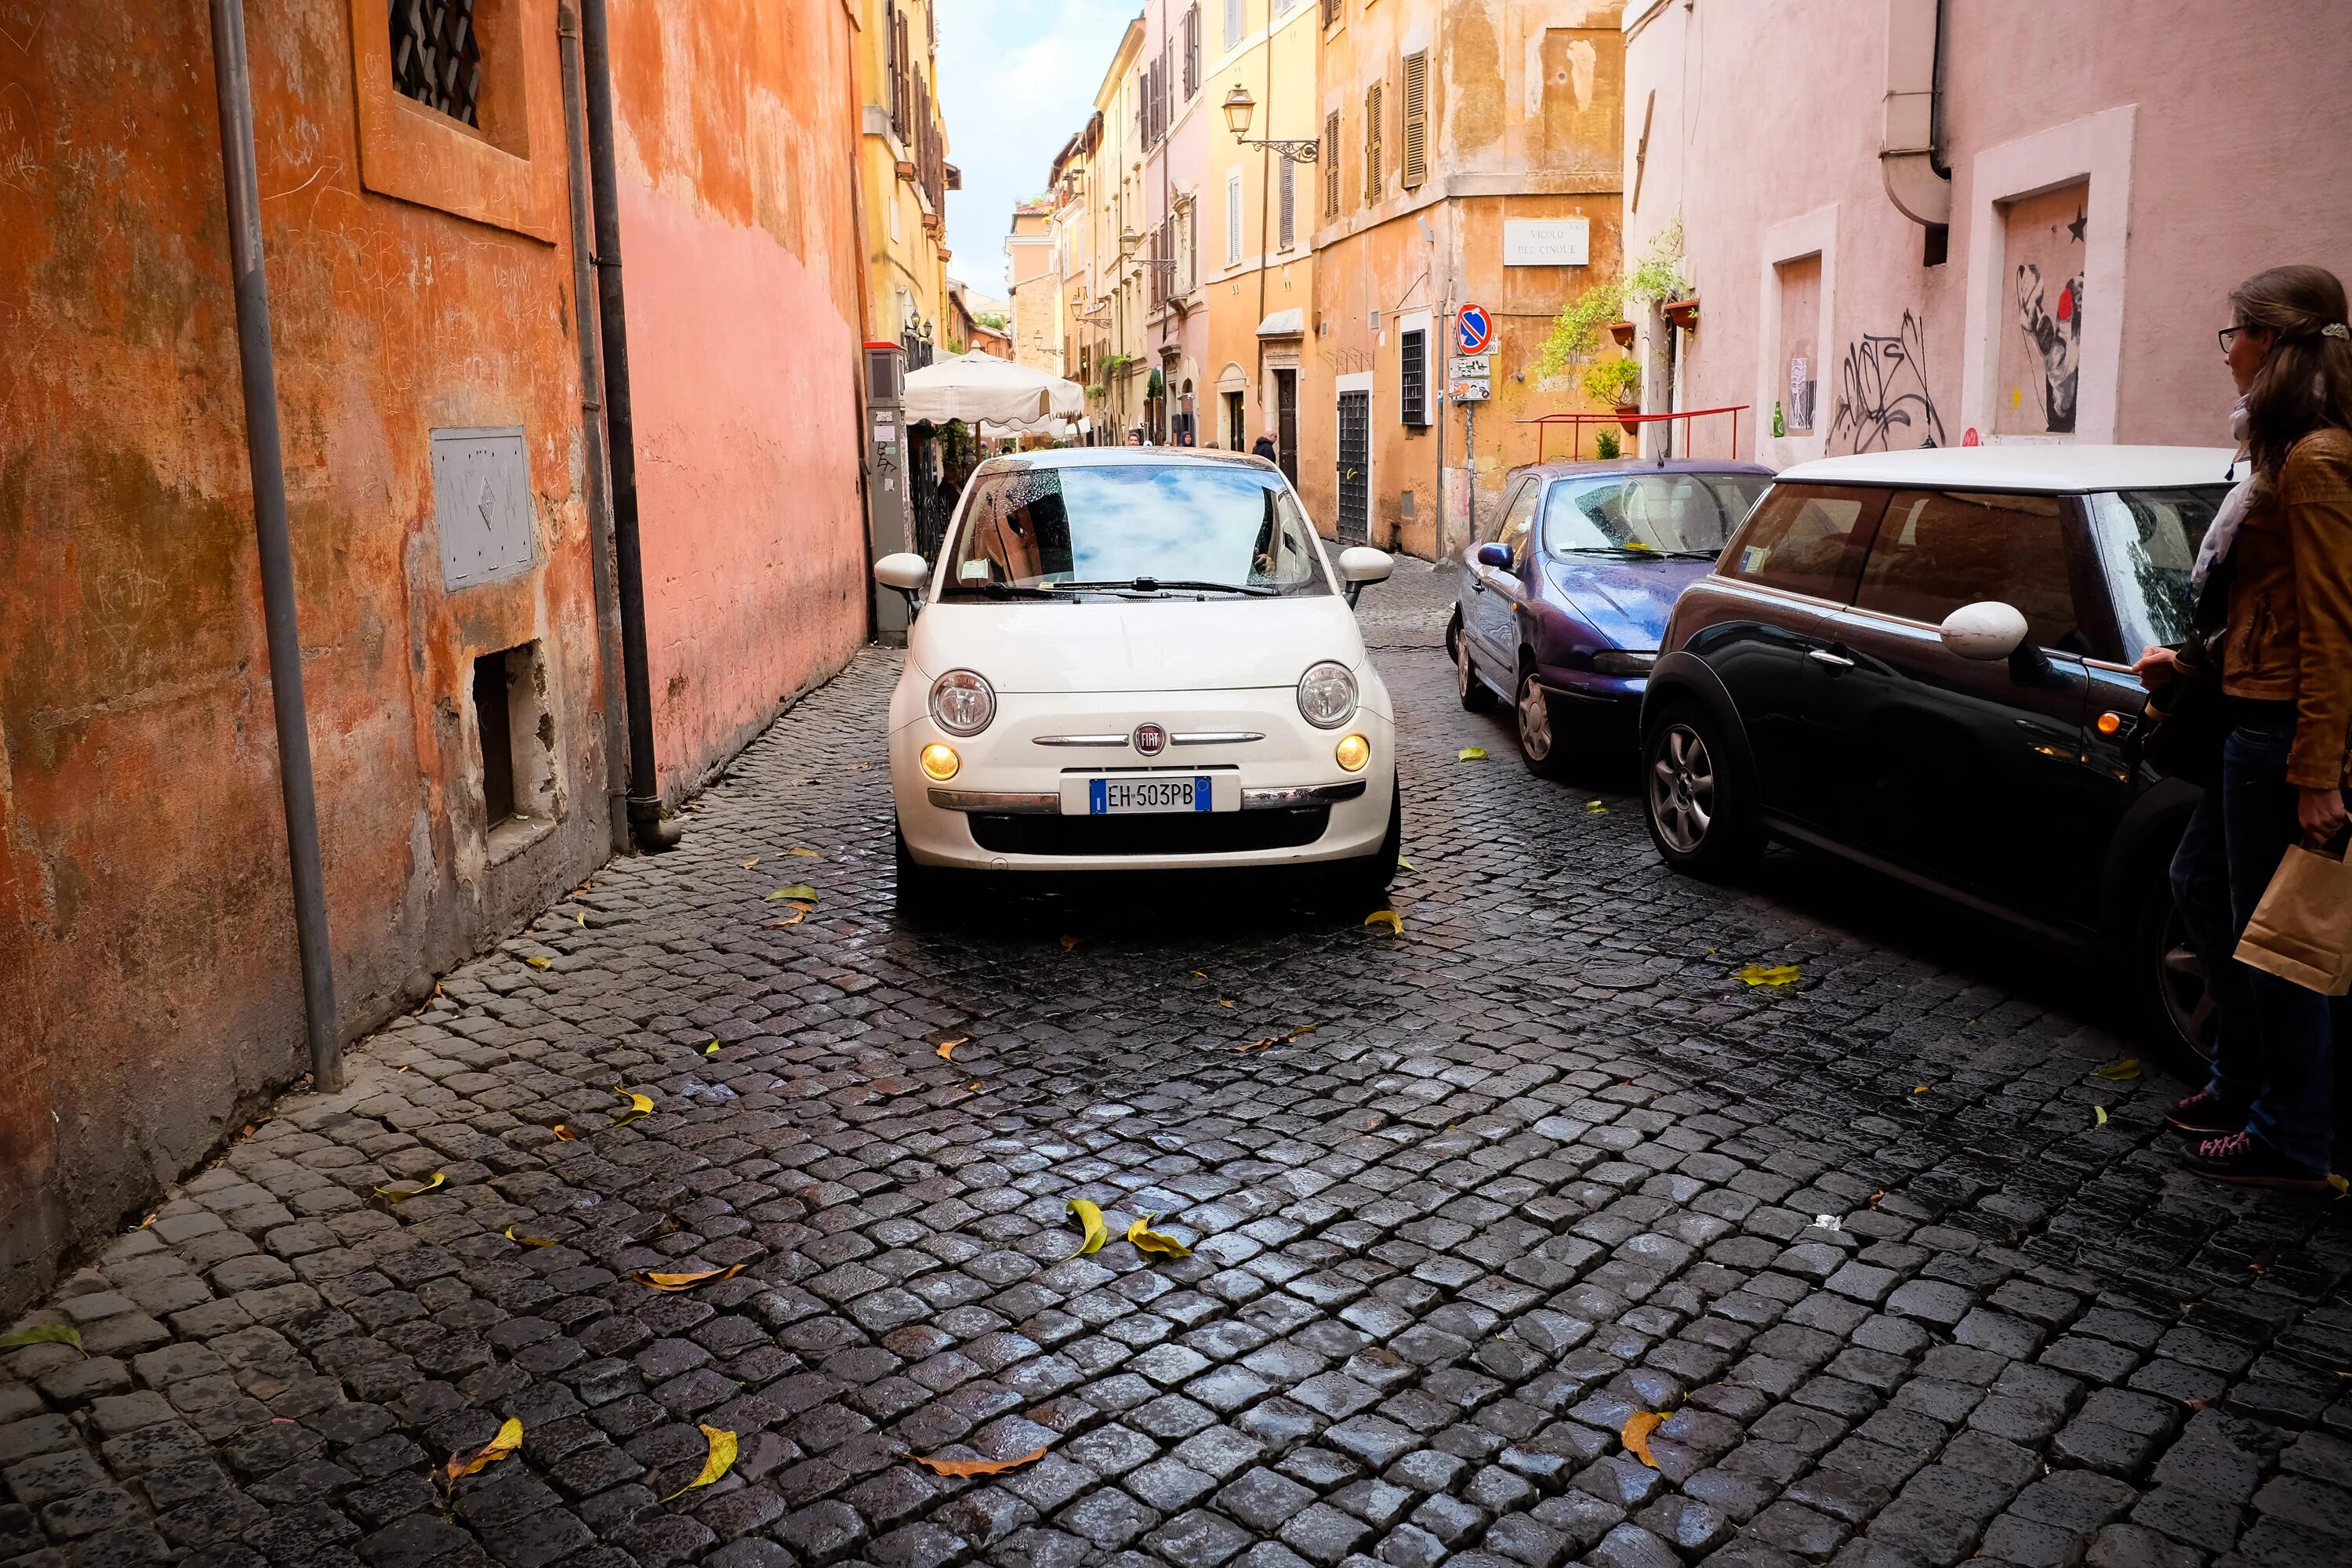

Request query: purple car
[{"left": 1450, "top": 458, "right": 1774, "bottom": 771}]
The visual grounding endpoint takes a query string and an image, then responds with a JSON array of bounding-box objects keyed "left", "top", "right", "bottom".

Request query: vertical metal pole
[
  {"left": 579, "top": 0, "right": 678, "bottom": 851},
  {"left": 208, "top": 0, "right": 342, "bottom": 1093}
]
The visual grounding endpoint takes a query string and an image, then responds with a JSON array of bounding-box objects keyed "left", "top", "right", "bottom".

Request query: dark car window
[
  {"left": 1721, "top": 484, "right": 1883, "bottom": 601},
  {"left": 1856, "top": 489, "right": 2089, "bottom": 651},
  {"left": 1544, "top": 473, "right": 1772, "bottom": 557},
  {"left": 2085, "top": 486, "right": 2229, "bottom": 655}
]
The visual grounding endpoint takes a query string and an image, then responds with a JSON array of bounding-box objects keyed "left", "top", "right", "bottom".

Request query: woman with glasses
[{"left": 2135, "top": 265, "right": 2352, "bottom": 1189}]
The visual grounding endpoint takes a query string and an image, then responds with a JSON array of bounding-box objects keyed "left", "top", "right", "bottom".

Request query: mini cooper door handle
[{"left": 1807, "top": 648, "right": 1857, "bottom": 668}]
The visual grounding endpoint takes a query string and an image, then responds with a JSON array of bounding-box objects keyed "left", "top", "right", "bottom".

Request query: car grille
[{"left": 967, "top": 807, "right": 1331, "bottom": 857}]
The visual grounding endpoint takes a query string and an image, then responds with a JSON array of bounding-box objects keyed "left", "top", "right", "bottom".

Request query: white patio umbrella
[{"left": 902, "top": 350, "right": 1085, "bottom": 427}]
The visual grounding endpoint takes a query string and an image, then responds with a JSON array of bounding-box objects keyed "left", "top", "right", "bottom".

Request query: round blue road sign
[{"left": 1456, "top": 305, "right": 1493, "bottom": 356}]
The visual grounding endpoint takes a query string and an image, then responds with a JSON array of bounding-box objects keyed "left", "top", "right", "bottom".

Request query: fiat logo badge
[{"left": 1132, "top": 723, "right": 1167, "bottom": 756}]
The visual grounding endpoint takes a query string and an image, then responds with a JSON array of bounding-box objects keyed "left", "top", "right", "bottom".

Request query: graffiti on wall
[
  {"left": 1828, "top": 310, "right": 1947, "bottom": 453},
  {"left": 1997, "top": 182, "right": 2089, "bottom": 436}
]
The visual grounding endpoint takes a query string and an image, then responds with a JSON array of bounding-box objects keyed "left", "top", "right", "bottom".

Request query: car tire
[
  {"left": 1453, "top": 612, "right": 1497, "bottom": 713},
  {"left": 1640, "top": 700, "right": 1762, "bottom": 877},
  {"left": 895, "top": 822, "right": 948, "bottom": 924},
  {"left": 1331, "top": 776, "right": 1402, "bottom": 908},
  {"left": 1515, "top": 662, "right": 1567, "bottom": 778},
  {"left": 2130, "top": 848, "right": 2216, "bottom": 1079}
]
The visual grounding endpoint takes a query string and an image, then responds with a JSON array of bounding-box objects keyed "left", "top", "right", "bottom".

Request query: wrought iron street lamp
[{"left": 1221, "top": 85, "right": 1319, "bottom": 162}]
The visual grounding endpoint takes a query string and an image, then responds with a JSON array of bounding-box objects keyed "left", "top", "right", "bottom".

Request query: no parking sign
[{"left": 1455, "top": 305, "right": 1493, "bottom": 357}]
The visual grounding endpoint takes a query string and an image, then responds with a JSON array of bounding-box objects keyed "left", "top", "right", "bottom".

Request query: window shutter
[
  {"left": 1278, "top": 157, "right": 1294, "bottom": 250},
  {"left": 1324, "top": 110, "right": 1341, "bottom": 216},
  {"left": 1363, "top": 82, "right": 1382, "bottom": 204},
  {"left": 1402, "top": 51, "right": 1428, "bottom": 189},
  {"left": 1185, "top": 5, "right": 1200, "bottom": 98},
  {"left": 1227, "top": 173, "right": 1243, "bottom": 266}
]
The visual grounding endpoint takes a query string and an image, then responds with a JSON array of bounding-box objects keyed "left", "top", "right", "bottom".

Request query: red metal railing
[{"left": 1519, "top": 405, "right": 1751, "bottom": 464}]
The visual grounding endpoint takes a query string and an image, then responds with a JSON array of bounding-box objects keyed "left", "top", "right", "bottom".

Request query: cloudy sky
[{"left": 936, "top": 0, "right": 1140, "bottom": 301}]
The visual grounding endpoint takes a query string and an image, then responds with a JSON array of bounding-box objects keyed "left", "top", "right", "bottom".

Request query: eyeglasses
[{"left": 2219, "top": 325, "right": 2251, "bottom": 352}]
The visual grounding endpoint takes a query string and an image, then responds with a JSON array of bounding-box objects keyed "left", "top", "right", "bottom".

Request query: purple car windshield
[{"left": 1542, "top": 473, "right": 1770, "bottom": 558}]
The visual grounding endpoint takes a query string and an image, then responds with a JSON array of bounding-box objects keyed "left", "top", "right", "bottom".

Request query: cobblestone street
[{"left": 6, "top": 564, "right": 2350, "bottom": 1568}]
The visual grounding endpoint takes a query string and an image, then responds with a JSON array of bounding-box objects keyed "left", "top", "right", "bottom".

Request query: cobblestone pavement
[{"left": 7, "top": 563, "right": 2350, "bottom": 1568}]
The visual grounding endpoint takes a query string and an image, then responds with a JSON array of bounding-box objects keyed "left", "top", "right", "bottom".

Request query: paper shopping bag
[{"left": 2234, "top": 842, "right": 2352, "bottom": 996}]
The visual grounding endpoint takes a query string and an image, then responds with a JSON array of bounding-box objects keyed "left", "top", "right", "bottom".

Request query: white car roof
[{"left": 1774, "top": 444, "right": 2239, "bottom": 492}]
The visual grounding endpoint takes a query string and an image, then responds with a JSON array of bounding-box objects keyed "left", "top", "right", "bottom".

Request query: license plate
[{"left": 1089, "top": 775, "right": 1211, "bottom": 815}]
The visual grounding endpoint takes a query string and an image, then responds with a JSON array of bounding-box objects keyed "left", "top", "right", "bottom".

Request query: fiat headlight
[
  {"left": 1297, "top": 661, "right": 1358, "bottom": 729},
  {"left": 928, "top": 670, "right": 996, "bottom": 736}
]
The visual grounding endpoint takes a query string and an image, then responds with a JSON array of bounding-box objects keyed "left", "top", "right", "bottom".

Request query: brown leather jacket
[{"left": 2205, "top": 427, "right": 2352, "bottom": 789}]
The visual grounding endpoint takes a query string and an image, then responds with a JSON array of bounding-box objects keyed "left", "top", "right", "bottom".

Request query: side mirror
[
  {"left": 1474, "top": 542, "right": 1514, "bottom": 570},
  {"left": 875, "top": 553, "right": 930, "bottom": 600},
  {"left": 1938, "top": 601, "right": 2029, "bottom": 662},
  {"left": 1338, "top": 546, "right": 1393, "bottom": 607}
]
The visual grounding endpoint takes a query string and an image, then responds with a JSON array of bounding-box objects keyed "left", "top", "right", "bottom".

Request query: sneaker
[
  {"left": 2183, "top": 1131, "right": 2331, "bottom": 1191},
  {"left": 2166, "top": 1088, "right": 2247, "bottom": 1134}
]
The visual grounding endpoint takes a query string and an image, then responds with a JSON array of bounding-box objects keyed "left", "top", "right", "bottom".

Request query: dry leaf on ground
[
  {"left": 1060, "top": 935, "right": 1088, "bottom": 950},
  {"left": 764, "top": 912, "right": 808, "bottom": 928},
  {"left": 1063, "top": 1199, "right": 1108, "bottom": 1259},
  {"left": 662, "top": 1425, "right": 738, "bottom": 1501},
  {"left": 766, "top": 884, "right": 819, "bottom": 904},
  {"left": 703, "top": 1040, "right": 721, "bottom": 1056},
  {"left": 1237, "top": 1037, "right": 1277, "bottom": 1054},
  {"left": 1128, "top": 1214, "right": 1192, "bottom": 1259},
  {"left": 446, "top": 1418, "right": 524, "bottom": 1483},
  {"left": 739, "top": 858, "right": 760, "bottom": 869},
  {"left": 503, "top": 1226, "right": 557, "bottom": 1248},
  {"left": 935, "top": 1037, "right": 967, "bottom": 1060},
  {"left": 373, "top": 1173, "right": 446, "bottom": 1202},
  {"left": 1585, "top": 800, "right": 1608, "bottom": 813},
  {"left": 524, "top": 956, "right": 553, "bottom": 971},
  {"left": 612, "top": 1090, "right": 655, "bottom": 1127},
  {"left": 1397, "top": 858, "right": 1416, "bottom": 873},
  {"left": 1913, "top": 1085, "right": 1930, "bottom": 1094},
  {"left": 787, "top": 847, "right": 822, "bottom": 858},
  {"left": 2329, "top": 1174, "right": 2349, "bottom": 1197},
  {"left": 0, "top": 1323, "right": 82, "bottom": 1352},
  {"left": 1457, "top": 747, "right": 1487, "bottom": 762},
  {"left": 2092, "top": 1058, "right": 2142, "bottom": 1081},
  {"left": 1621, "top": 1410, "right": 1666, "bottom": 1468},
  {"left": 1364, "top": 909, "right": 1402, "bottom": 934},
  {"left": 550, "top": 1125, "right": 578, "bottom": 1142},
  {"left": 1291, "top": 1025, "right": 1318, "bottom": 1037},
  {"left": 2094, "top": 1105, "right": 2109, "bottom": 1127},
  {"left": 1735, "top": 964, "right": 1800, "bottom": 987},
  {"left": 631, "top": 1264, "right": 746, "bottom": 1292},
  {"left": 910, "top": 1446, "right": 1049, "bottom": 1477}
]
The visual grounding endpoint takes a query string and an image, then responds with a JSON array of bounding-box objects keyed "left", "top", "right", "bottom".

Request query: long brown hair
[{"left": 2232, "top": 265, "right": 2352, "bottom": 477}]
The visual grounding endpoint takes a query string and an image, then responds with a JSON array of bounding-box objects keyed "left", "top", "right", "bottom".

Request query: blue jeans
[{"left": 2169, "top": 702, "right": 2337, "bottom": 1174}]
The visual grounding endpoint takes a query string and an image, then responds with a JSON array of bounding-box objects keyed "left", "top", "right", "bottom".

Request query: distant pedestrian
[
  {"left": 2136, "top": 263, "right": 2352, "bottom": 1190},
  {"left": 1127, "top": 428, "right": 1145, "bottom": 447},
  {"left": 1252, "top": 431, "right": 1278, "bottom": 462}
]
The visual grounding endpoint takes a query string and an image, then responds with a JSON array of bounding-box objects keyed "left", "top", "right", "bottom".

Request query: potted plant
[{"left": 1583, "top": 355, "right": 1642, "bottom": 418}]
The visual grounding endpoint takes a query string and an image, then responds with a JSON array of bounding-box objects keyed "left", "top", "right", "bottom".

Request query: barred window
[{"left": 390, "top": 0, "right": 485, "bottom": 127}]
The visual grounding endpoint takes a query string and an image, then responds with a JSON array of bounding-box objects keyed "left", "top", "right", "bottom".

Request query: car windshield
[
  {"left": 1542, "top": 472, "right": 1773, "bottom": 559},
  {"left": 2085, "top": 485, "right": 2230, "bottom": 655},
  {"left": 942, "top": 462, "right": 1330, "bottom": 598}
]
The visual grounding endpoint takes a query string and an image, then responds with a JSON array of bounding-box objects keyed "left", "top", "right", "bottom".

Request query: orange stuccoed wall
[{"left": 0, "top": 0, "right": 869, "bottom": 1316}]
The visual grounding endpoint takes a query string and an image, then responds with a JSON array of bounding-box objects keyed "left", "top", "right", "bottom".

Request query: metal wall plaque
[{"left": 431, "top": 426, "right": 535, "bottom": 590}]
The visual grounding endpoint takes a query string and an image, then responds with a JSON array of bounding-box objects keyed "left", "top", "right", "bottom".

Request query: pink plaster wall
[{"left": 1624, "top": 0, "right": 2352, "bottom": 463}]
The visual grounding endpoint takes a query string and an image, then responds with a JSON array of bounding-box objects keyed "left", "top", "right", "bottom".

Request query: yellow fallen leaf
[
  {"left": 662, "top": 1425, "right": 738, "bottom": 1501},
  {"left": 524, "top": 956, "right": 553, "bottom": 971},
  {"left": 1129, "top": 1213, "right": 1192, "bottom": 1259},
  {"left": 1621, "top": 1410, "right": 1665, "bottom": 1469},
  {"left": 1237, "top": 1037, "right": 1277, "bottom": 1053},
  {"left": 0, "top": 1323, "right": 82, "bottom": 1352},
  {"left": 739, "top": 858, "right": 760, "bottom": 869},
  {"left": 787, "top": 847, "right": 822, "bottom": 858},
  {"left": 1585, "top": 800, "right": 1607, "bottom": 813},
  {"left": 374, "top": 1173, "right": 445, "bottom": 1202},
  {"left": 612, "top": 1089, "right": 655, "bottom": 1127},
  {"left": 1192, "top": 970, "right": 1207, "bottom": 978},
  {"left": 1914, "top": 1085, "right": 1930, "bottom": 1094},
  {"left": 1457, "top": 747, "right": 1487, "bottom": 762},
  {"left": 2094, "top": 1105, "right": 2108, "bottom": 1127},
  {"left": 764, "top": 912, "right": 807, "bottom": 928},
  {"left": 445, "top": 1417, "right": 524, "bottom": 1483},
  {"left": 1736, "top": 964, "right": 1800, "bottom": 987},
  {"left": 1291, "top": 1025, "right": 1318, "bottom": 1037},
  {"left": 1063, "top": 1199, "right": 1107, "bottom": 1259},
  {"left": 1219, "top": 999, "right": 1235, "bottom": 1009},
  {"left": 1397, "top": 858, "right": 1416, "bottom": 872},
  {"left": 2328, "top": 1173, "right": 2349, "bottom": 1197},
  {"left": 910, "top": 1446, "right": 1049, "bottom": 1477},
  {"left": 505, "top": 1226, "right": 557, "bottom": 1248},
  {"left": 703, "top": 1039, "right": 721, "bottom": 1056},
  {"left": 1061, "top": 935, "right": 1088, "bottom": 950},
  {"left": 935, "top": 1036, "right": 967, "bottom": 1060},
  {"left": 576, "top": 912, "right": 586, "bottom": 927},
  {"left": 966, "top": 1080, "right": 982, "bottom": 1091},
  {"left": 1364, "top": 909, "right": 1402, "bottom": 934},
  {"left": 631, "top": 1264, "right": 746, "bottom": 1292},
  {"left": 767, "top": 884, "right": 819, "bottom": 903},
  {"left": 550, "top": 1124, "right": 578, "bottom": 1142},
  {"left": 2092, "top": 1058, "right": 2141, "bottom": 1081}
]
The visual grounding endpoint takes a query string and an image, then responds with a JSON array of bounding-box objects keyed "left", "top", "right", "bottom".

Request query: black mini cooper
[{"left": 1639, "top": 445, "right": 2235, "bottom": 1067}]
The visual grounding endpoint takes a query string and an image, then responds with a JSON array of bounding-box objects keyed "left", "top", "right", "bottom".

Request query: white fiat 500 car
[{"left": 875, "top": 449, "right": 1400, "bottom": 910}]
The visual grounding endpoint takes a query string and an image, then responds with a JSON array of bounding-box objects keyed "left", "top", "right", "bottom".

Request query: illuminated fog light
[
  {"left": 1334, "top": 733, "right": 1370, "bottom": 772},
  {"left": 920, "top": 743, "right": 960, "bottom": 781}
]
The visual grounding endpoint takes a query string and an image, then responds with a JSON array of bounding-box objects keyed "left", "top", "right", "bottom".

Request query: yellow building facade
[{"left": 858, "top": 0, "right": 956, "bottom": 364}]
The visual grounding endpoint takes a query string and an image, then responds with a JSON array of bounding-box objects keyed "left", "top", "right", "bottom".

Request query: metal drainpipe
[
  {"left": 206, "top": 0, "right": 343, "bottom": 1093},
  {"left": 557, "top": 5, "right": 631, "bottom": 856},
  {"left": 579, "top": 0, "right": 680, "bottom": 851}
]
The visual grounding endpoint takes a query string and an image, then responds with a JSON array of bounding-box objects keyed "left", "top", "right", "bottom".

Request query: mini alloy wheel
[
  {"left": 2136, "top": 858, "right": 2216, "bottom": 1075},
  {"left": 1649, "top": 722, "right": 1714, "bottom": 854},
  {"left": 1640, "top": 702, "right": 1760, "bottom": 876}
]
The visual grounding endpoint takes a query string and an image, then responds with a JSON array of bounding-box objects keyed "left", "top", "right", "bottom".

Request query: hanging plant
[
  {"left": 1581, "top": 356, "right": 1642, "bottom": 408},
  {"left": 1533, "top": 219, "right": 1690, "bottom": 383}
]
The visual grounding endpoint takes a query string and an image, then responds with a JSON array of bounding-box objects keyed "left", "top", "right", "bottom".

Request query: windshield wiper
[
  {"left": 1560, "top": 546, "right": 1664, "bottom": 559},
  {"left": 1664, "top": 550, "right": 1722, "bottom": 561},
  {"left": 950, "top": 580, "right": 1076, "bottom": 600},
  {"left": 1063, "top": 577, "right": 1278, "bottom": 597}
]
